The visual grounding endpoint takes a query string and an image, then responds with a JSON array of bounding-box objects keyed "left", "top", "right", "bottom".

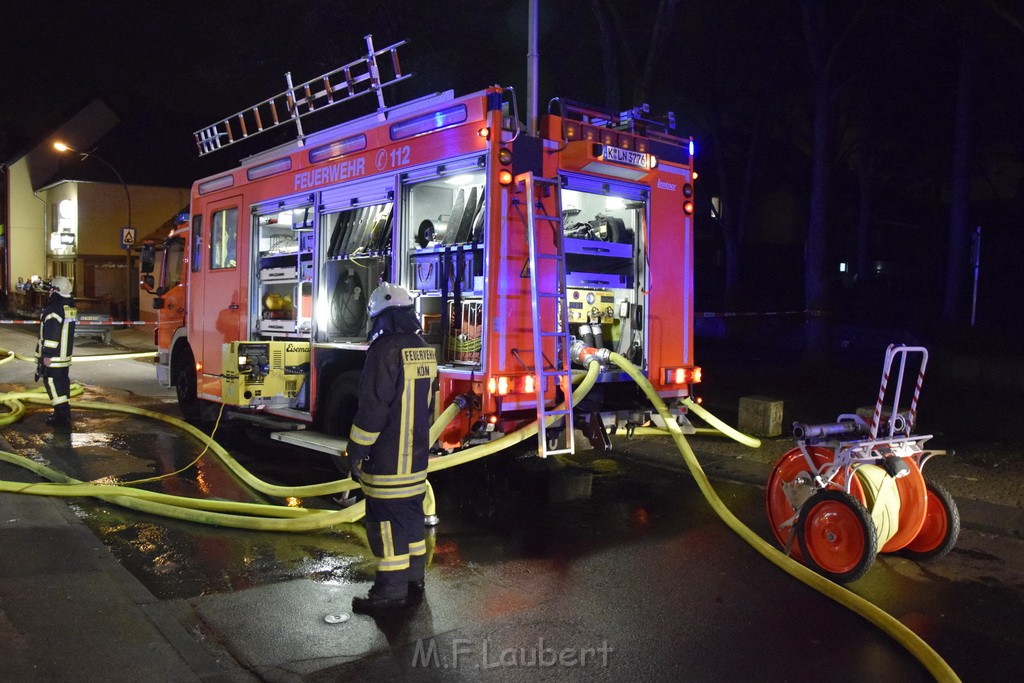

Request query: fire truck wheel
[
  {"left": 321, "top": 370, "right": 361, "bottom": 475},
  {"left": 797, "top": 489, "right": 878, "bottom": 584},
  {"left": 897, "top": 480, "right": 960, "bottom": 562},
  {"left": 174, "top": 346, "right": 202, "bottom": 423}
]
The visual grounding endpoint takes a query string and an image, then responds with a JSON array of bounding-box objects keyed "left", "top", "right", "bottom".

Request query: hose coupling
[
  {"left": 452, "top": 393, "right": 472, "bottom": 411},
  {"left": 570, "top": 340, "right": 610, "bottom": 366}
]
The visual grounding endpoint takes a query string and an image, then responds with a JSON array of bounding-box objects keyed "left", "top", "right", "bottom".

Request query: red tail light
[{"left": 663, "top": 366, "right": 701, "bottom": 385}]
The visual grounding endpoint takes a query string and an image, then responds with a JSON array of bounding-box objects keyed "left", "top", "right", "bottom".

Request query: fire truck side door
[{"left": 194, "top": 196, "right": 246, "bottom": 399}]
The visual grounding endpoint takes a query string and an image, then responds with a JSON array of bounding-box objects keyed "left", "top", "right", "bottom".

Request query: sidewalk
[
  {"left": 0, "top": 469, "right": 255, "bottom": 681},
  {"left": 0, "top": 322, "right": 253, "bottom": 680},
  {"left": 1, "top": 321, "right": 1022, "bottom": 680}
]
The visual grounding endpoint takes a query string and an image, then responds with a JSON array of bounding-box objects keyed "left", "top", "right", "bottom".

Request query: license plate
[{"left": 602, "top": 145, "right": 649, "bottom": 169}]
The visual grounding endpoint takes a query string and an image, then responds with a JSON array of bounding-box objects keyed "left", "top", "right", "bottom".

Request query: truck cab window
[
  {"left": 210, "top": 208, "right": 238, "bottom": 270},
  {"left": 162, "top": 237, "right": 185, "bottom": 290}
]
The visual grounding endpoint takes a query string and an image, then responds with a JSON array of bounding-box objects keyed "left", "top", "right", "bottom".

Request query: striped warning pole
[
  {"left": 869, "top": 344, "right": 895, "bottom": 440},
  {"left": 907, "top": 347, "right": 929, "bottom": 434}
]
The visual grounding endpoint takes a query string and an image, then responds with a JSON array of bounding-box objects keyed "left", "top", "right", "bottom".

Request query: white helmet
[
  {"left": 50, "top": 276, "right": 73, "bottom": 297},
  {"left": 367, "top": 282, "right": 415, "bottom": 318}
]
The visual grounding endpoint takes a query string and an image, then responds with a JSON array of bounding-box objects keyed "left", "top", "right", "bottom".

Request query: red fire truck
[{"left": 143, "top": 37, "right": 699, "bottom": 462}]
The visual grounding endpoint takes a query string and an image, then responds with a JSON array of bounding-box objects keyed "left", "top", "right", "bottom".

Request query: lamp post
[{"left": 53, "top": 141, "right": 133, "bottom": 318}]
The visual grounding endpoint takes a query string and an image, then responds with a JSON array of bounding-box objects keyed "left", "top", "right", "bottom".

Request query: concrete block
[{"left": 738, "top": 395, "right": 784, "bottom": 437}]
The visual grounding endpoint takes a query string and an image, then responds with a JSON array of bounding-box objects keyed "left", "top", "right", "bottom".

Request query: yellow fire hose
[
  {"left": 0, "top": 348, "right": 956, "bottom": 679},
  {"left": 0, "top": 362, "right": 598, "bottom": 531},
  {"left": 605, "top": 351, "right": 957, "bottom": 682}
]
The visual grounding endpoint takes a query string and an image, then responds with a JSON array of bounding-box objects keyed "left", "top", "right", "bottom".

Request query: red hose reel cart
[{"left": 766, "top": 345, "right": 960, "bottom": 583}]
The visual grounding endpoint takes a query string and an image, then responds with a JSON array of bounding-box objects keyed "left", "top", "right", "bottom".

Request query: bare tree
[
  {"left": 941, "top": 34, "right": 973, "bottom": 325},
  {"left": 588, "top": 0, "right": 680, "bottom": 109},
  {"left": 799, "top": 0, "right": 866, "bottom": 354}
]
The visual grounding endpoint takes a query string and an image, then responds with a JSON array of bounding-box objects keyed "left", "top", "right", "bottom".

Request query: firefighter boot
[
  {"left": 45, "top": 414, "right": 73, "bottom": 433},
  {"left": 352, "top": 590, "right": 407, "bottom": 614},
  {"left": 407, "top": 554, "right": 426, "bottom": 603},
  {"left": 352, "top": 573, "right": 408, "bottom": 614}
]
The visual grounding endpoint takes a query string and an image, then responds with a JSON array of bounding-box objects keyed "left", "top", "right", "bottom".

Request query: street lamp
[{"left": 53, "top": 141, "right": 134, "bottom": 318}]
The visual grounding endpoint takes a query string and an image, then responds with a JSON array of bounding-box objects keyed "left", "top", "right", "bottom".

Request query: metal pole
[
  {"left": 527, "top": 0, "right": 539, "bottom": 137},
  {"left": 970, "top": 225, "right": 981, "bottom": 327},
  {"left": 82, "top": 151, "right": 133, "bottom": 319}
]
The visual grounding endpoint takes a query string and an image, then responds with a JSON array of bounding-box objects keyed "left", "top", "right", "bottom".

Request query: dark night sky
[
  {"left": 3, "top": 1, "right": 1023, "bottom": 335},
  {"left": 1, "top": 0, "right": 544, "bottom": 177}
]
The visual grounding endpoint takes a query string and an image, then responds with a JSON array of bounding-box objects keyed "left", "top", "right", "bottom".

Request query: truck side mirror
[
  {"left": 140, "top": 243, "right": 156, "bottom": 274},
  {"left": 140, "top": 274, "right": 155, "bottom": 292}
]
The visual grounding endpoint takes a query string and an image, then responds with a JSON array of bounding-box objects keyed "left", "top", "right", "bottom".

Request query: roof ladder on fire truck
[
  {"left": 193, "top": 35, "right": 411, "bottom": 157},
  {"left": 519, "top": 173, "right": 576, "bottom": 458}
]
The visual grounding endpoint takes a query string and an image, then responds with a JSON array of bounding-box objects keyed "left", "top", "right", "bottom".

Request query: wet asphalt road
[
  {"left": 3, "top": 397, "right": 1023, "bottom": 681},
  {"left": 0, "top": 342, "right": 1022, "bottom": 680}
]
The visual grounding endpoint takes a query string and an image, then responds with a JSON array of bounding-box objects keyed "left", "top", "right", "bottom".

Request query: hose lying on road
[
  {"left": 0, "top": 347, "right": 957, "bottom": 680},
  {"left": 0, "top": 361, "right": 599, "bottom": 532}
]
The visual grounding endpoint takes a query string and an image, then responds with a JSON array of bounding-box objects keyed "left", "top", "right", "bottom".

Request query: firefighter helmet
[
  {"left": 49, "top": 276, "right": 73, "bottom": 297},
  {"left": 367, "top": 282, "right": 415, "bottom": 318}
]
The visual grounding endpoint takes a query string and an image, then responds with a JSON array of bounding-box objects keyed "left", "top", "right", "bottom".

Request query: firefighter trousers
[
  {"left": 364, "top": 492, "right": 426, "bottom": 598},
  {"left": 43, "top": 367, "right": 72, "bottom": 420}
]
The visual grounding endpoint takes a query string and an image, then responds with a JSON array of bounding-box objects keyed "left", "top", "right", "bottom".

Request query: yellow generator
[{"left": 222, "top": 341, "right": 311, "bottom": 407}]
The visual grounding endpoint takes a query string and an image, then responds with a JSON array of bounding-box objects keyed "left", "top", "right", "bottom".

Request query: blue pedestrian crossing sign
[{"left": 121, "top": 227, "right": 137, "bottom": 249}]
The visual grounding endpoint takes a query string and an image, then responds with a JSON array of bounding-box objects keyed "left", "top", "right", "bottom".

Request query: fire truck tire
[
  {"left": 321, "top": 370, "right": 361, "bottom": 475},
  {"left": 173, "top": 346, "right": 202, "bottom": 423},
  {"left": 797, "top": 489, "right": 878, "bottom": 583},
  {"left": 897, "top": 480, "right": 960, "bottom": 561}
]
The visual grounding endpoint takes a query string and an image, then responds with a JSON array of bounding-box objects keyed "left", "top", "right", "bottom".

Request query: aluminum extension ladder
[
  {"left": 518, "top": 173, "right": 575, "bottom": 458},
  {"left": 193, "top": 35, "right": 410, "bottom": 156}
]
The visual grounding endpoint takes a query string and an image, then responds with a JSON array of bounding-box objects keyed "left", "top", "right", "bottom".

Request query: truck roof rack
[
  {"left": 193, "top": 35, "right": 411, "bottom": 157},
  {"left": 547, "top": 98, "right": 683, "bottom": 145}
]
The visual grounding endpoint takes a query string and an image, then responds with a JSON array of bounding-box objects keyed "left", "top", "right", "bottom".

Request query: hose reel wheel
[
  {"left": 765, "top": 445, "right": 866, "bottom": 564},
  {"left": 796, "top": 489, "right": 878, "bottom": 584},
  {"left": 897, "top": 480, "right": 960, "bottom": 561}
]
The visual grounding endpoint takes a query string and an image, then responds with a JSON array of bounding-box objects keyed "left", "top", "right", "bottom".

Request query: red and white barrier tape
[{"left": 696, "top": 310, "right": 825, "bottom": 318}]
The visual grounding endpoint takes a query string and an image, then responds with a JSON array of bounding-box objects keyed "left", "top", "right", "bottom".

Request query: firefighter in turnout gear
[
  {"left": 349, "top": 282, "right": 437, "bottom": 613},
  {"left": 35, "top": 276, "right": 77, "bottom": 432}
]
